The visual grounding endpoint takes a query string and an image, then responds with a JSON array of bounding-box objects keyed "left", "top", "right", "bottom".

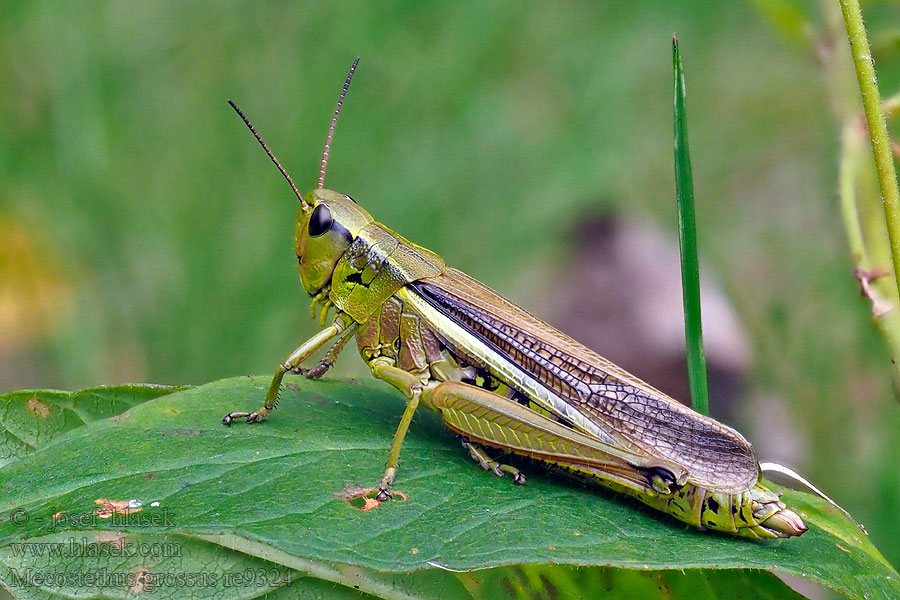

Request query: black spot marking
[
  {"left": 346, "top": 271, "right": 366, "bottom": 286},
  {"left": 707, "top": 497, "right": 720, "bottom": 513}
]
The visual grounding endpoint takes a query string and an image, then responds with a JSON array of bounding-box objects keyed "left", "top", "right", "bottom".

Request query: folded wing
[{"left": 412, "top": 267, "right": 758, "bottom": 493}]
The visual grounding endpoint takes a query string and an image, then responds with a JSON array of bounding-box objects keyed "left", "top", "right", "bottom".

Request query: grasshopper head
[
  {"left": 228, "top": 59, "right": 365, "bottom": 298},
  {"left": 295, "top": 189, "right": 373, "bottom": 295}
]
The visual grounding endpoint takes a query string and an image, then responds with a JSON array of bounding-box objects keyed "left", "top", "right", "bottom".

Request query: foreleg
[{"left": 223, "top": 319, "right": 348, "bottom": 425}]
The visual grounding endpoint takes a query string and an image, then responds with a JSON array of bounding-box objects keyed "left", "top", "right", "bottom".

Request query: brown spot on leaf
[
  {"left": 112, "top": 411, "right": 131, "bottom": 423},
  {"left": 351, "top": 495, "right": 381, "bottom": 511},
  {"left": 94, "top": 499, "right": 143, "bottom": 518},
  {"left": 836, "top": 543, "right": 851, "bottom": 553},
  {"left": 337, "top": 486, "right": 407, "bottom": 511},
  {"left": 94, "top": 531, "right": 128, "bottom": 548},
  {"left": 26, "top": 397, "right": 50, "bottom": 417},
  {"left": 410, "top": 547, "right": 419, "bottom": 555},
  {"left": 131, "top": 566, "right": 152, "bottom": 593},
  {"left": 51, "top": 512, "right": 63, "bottom": 520}
]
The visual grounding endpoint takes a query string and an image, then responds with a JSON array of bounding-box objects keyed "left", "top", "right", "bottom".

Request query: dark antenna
[
  {"left": 227, "top": 99, "right": 310, "bottom": 212},
  {"left": 319, "top": 57, "right": 360, "bottom": 189}
]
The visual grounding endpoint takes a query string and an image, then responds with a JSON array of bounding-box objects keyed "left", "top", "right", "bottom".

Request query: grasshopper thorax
[{"left": 295, "top": 189, "right": 373, "bottom": 296}]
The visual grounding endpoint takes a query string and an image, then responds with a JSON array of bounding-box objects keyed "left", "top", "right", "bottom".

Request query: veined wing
[{"left": 410, "top": 267, "right": 758, "bottom": 493}]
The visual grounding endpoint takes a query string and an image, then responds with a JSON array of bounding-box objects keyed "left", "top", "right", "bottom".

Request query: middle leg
[{"left": 367, "top": 357, "right": 426, "bottom": 500}]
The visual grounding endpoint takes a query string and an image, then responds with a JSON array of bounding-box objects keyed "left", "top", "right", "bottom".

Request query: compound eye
[{"left": 308, "top": 204, "right": 333, "bottom": 237}]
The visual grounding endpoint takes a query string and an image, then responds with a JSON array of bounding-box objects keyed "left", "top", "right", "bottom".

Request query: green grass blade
[{"left": 672, "top": 35, "right": 709, "bottom": 416}]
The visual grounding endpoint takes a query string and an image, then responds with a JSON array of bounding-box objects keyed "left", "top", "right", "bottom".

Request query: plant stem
[
  {"left": 839, "top": 0, "right": 900, "bottom": 299},
  {"left": 672, "top": 35, "right": 709, "bottom": 416}
]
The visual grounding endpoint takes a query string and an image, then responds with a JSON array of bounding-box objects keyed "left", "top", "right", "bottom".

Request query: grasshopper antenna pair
[{"left": 226, "top": 57, "right": 360, "bottom": 212}]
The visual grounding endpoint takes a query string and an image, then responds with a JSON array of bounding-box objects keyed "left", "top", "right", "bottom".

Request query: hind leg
[{"left": 460, "top": 439, "right": 527, "bottom": 484}]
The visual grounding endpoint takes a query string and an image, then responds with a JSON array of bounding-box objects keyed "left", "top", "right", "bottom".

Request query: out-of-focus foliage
[{"left": 1, "top": 0, "right": 899, "bottom": 583}]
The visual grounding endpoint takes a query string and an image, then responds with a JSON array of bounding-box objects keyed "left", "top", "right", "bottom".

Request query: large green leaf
[
  {"left": 0, "top": 529, "right": 802, "bottom": 600},
  {"left": 0, "top": 379, "right": 896, "bottom": 599}
]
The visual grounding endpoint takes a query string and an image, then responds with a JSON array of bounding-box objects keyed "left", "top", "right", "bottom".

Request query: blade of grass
[
  {"left": 672, "top": 35, "right": 709, "bottom": 416},
  {"left": 839, "top": 0, "right": 900, "bottom": 301}
]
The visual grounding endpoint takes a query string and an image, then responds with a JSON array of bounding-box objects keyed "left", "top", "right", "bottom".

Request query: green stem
[
  {"left": 839, "top": 122, "right": 868, "bottom": 267},
  {"left": 839, "top": 0, "right": 900, "bottom": 299},
  {"left": 672, "top": 35, "right": 709, "bottom": 416}
]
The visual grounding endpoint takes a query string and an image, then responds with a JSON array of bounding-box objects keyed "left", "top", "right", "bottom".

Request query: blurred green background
[{"left": 2, "top": 0, "right": 899, "bottom": 577}]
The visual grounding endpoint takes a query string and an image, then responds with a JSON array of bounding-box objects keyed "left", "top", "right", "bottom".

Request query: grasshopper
[{"left": 223, "top": 59, "right": 807, "bottom": 539}]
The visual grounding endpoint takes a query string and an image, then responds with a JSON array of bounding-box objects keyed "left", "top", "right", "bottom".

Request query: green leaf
[
  {"left": 201, "top": 532, "right": 804, "bottom": 599},
  {"left": 0, "top": 385, "right": 185, "bottom": 468},
  {"left": 0, "top": 531, "right": 358, "bottom": 599},
  {"left": 0, "top": 379, "right": 896, "bottom": 599},
  {"left": 0, "top": 530, "right": 803, "bottom": 599}
]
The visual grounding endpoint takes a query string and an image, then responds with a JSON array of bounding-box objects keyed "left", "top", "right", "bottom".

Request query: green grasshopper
[{"left": 223, "top": 59, "right": 807, "bottom": 539}]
